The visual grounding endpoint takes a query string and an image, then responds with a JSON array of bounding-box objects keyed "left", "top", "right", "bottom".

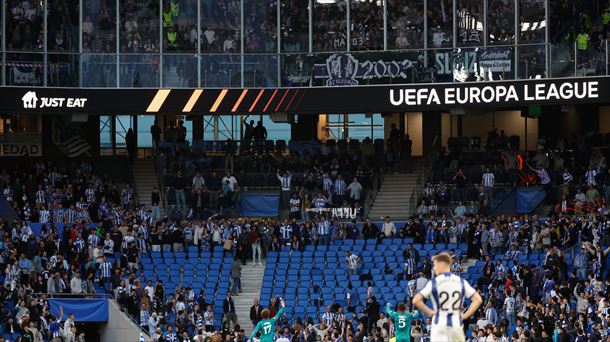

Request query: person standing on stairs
[
  {"left": 150, "top": 119, "right": 162, "bottom": 151},
  {"left": 151, "top": 187, "right": 160, "bottom": 220},
  {"left": 231, "top": 259, "right": 242, "bottom": 295},
  {"left": 251, "top": 227, "right": 262, "bottom": 266},
  {"left": 250, "top": 298, "right": 263, "bottom": 327},
  {"left": 223, "top": 291, "right": 238, "bottom": 331},
  {"left": 174, "top": 171, "right": 186, "bottom": 211}
]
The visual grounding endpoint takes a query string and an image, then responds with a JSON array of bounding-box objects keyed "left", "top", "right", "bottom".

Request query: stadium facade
[{"left": 0, "top": 0, "right": 609, "bottom": 155}]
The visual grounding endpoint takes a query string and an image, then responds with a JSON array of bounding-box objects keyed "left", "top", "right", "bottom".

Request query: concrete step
[{"left": 234, "top": 262, "right": 266, "bottom": 334}]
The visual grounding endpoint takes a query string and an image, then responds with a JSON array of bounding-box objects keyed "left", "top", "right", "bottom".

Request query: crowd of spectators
[
  {"left": 3, "top": 150, "right": 610, "bottom": 341},
  {"left": 157, "top": 126, "right": 386, "bottom": 218},
  {"left": 418, "top": 128, "right": 610, "bottom": 218}
]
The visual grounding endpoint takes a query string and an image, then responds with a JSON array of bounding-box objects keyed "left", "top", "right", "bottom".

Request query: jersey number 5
[
  {"left": 397, "top": 316, "right": 406, "bottom": 328},
  {"left": 439, "top": 291, "right": 461, "bottom": 310}
]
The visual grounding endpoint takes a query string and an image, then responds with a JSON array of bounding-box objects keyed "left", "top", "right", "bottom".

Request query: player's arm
[
  {"left": 248, "top": 322, "right": 261, "bottom": 342},
  {"left": 273, "top": 299, "right": 286, "bottom": 320},
  {"left": 462, "top": 291, "right": 483, "bottom": 321},
  {"left": 386, "top": 303, "right": 395, "bottom": 318},
  {"left": 412, "top": 293, "right": 435, "bottom": 317}
]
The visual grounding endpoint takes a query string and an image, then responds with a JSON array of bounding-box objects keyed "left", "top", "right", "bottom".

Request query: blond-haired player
[{"left": 412, "top": 252, "right": 483, "bottom": 341}]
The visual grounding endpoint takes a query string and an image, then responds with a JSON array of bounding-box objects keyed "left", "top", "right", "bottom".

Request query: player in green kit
[
  {"left": 386, "top": 302, "right": 418, "bottom": 342},
  {"left": 248, "top": 298, "right": 286, "bottom": 342}
]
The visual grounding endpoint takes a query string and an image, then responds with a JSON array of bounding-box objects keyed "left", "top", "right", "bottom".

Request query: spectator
[
  {"left": 174, "top": 170, "right": 186, "bottom": 211},
  {"left": 382, "top": 216, "right": 396, "bottom": 237},
  {"left": 231, "top": 259, "right": 242, "bottom": 295},
  {"left": 250, "top": 298, "right": 263, "bottom": 327},
  {"left": 482, "top": 167, "right": 495, "bottom": 203},
  {"left": 345, "top": 251, "right": 361, "bottom": 275}
]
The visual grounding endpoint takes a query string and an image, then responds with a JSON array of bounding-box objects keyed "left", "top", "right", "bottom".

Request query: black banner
[{"left": 0, "top": 76, "right": 609, "bottom": 115}]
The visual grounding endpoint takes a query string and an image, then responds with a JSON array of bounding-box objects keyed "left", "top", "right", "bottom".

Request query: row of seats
[
  {"left": 140, "top": 247, "right": 233, "bottom": 329},
  {"left": 260, "top": 241, "right": 464, "bottom": 322}
]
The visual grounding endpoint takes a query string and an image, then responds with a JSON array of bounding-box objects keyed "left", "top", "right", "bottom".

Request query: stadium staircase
[
  {"left": 234, "top": 262, "right": 266, "bottom": 334},
  {"left": 133, "top": 159, "right": 165, "bottom": 217},
  {"left": 368, "top": 159, "right": 428, "bottom": 219}
]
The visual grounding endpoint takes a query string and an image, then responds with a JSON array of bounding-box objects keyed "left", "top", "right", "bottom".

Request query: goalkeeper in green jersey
[
  {"left": 249, "top": 299, "right": 286, "bottom": 342},
  {"left": 386, "top": 302, "right": 419, "bottom": 342}
]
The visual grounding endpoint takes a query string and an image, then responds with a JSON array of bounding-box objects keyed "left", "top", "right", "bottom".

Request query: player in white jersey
[{"left": 412, "top": 252, "right": 483, "bottom": 342}]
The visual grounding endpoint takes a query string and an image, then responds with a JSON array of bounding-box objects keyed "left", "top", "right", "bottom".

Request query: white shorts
[{"left": 430, "top": 326, "right": 465, "bottom": 342}]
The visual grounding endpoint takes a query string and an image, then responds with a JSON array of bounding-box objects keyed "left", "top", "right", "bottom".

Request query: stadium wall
[{"left": 100, "top": 300, "right": 144, "bottom": 342}]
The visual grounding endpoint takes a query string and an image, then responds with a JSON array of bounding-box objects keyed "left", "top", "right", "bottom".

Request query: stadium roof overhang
[{"left": 2, "top": 76, "right": 609, "bottom": 115}]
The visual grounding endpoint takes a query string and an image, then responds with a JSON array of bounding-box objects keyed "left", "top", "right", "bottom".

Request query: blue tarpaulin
[
  {"left": 48, "top": 298, "right": 109, "bottom": 322},
  {"left": 516, "top": 188, "right": 547, "bottom": 213},
  {"left": 26, "top": 222, "right": 98, "bottom": 237},
  {"left": 239, "top": 194, "right": 279, "bottom": 217}
]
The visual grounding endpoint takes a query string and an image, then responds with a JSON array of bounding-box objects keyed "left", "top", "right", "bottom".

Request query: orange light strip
[
  {"left": 210, "top": 89, "right": 228, "bottom": 112},
  {"left": 182, "top": 89, "right": 203, "bottom": 112},
  {"left": 249, "top": 89, "right": 265, "bottom": 112},
  {"left": 274, "top": 89, "right": 290, "bottom": 112},
  {"left": 262, "top": 89, "right": 279, "bottom": 112},
  {"left": 231, "top": 89, "right": 249, "bottom": 113},
  {"left": 146, "top": 89, "right": 171, "bottom": 112},
  {"left": 285, "top": 89, "right": 299, "bottom": 111}
]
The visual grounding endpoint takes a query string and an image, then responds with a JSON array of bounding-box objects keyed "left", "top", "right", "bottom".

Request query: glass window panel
[
  {"left": 488, "top": 0, "right": 515, "bottom": 44},
  {"left": 99, "top": 115, "right": 113, "bottom": 149},
  {"left": 204, "top": 115, "right": 238, "bottom": 140},
  {"left": 280, "top": 53, "right": 313, "bottom": 87},
  {"left": 162, "top": 54, "right": 198, "bottom": 87},
  {"left": 162, "top": 0, "right": 197, "bottom": 51},
  {"left": 244, "top": 55, "right": 278, "bottom": 87},
  {"left": 281, "top": 0, "right": 309, "bottom": 52},
  {"left": 5, "top": 0, "right": 44, "bottom": 51},
  {"left": 201, "top": 0, "right": 241, "bottom": 53},
  {"left": 48, "top": 0, "right": 79, "bottom": 51},
  {"left": 82, "top": 0, "right": 117, "bottom": 53},
  {"left": 201, "top": 54, "right": 240, "bottom": 87},
  {"left": 119, "top": 54, "right": 160, "bottom": 87},
  {"left": 120, "top": 0, "right": 159, "bottom": 53},
  {"left": 549, "top": 43, "right": 574, "bottom": 78},
  {"left": 517, "top": 44, "right": 545, "bottom": 79},
  {"left": 350, "top": 0, "right": 383, "bottom": 51},
  {"left": 313, "top": 0, "right": 347, "bottom": 52},
  {"left": 5, "top": 53, "right": 43, "bottom": 86},
  {"left": 519, "top": 0, "right": 545, "bottom": 43},
  {"left": 262, "top": 115, "right": 291, "bottom": 141},
  {"left": 244, "top": 0, "right": 277, "bottom": 52},
  {"left": 47, "top": 53, "right": 79, "bottom": 87},
  {"left": 549, "top": 0, "right": 575, "bottom": 44},
  {"left": 387, "top": 0, "right": 424, "bottom": 49},
  {"left": 326, "top": 114, "right": 346, "bottom": 140},
  {"left": 81, "top": 53, "right": 117, "bottom": 87},
  {"left": 428, "top": 0, "right": 453, "bottom": 48},
  {"left": 115, "top": 115, "right": 133, "bottom": 149},
  {"left": 137, "top": 115, "right": 154, "bottom": 148},
  {"left": 457, "top": 0, "right": 483, "bottom": 46}
]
